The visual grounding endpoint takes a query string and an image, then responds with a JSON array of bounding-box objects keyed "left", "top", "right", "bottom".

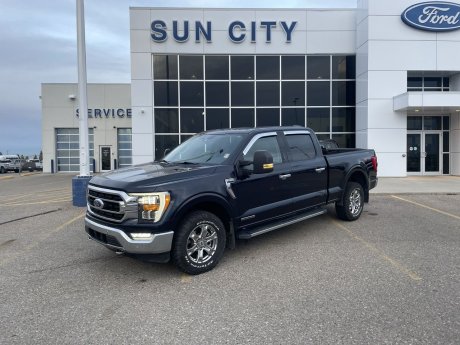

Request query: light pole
[{"left": 72, "top": 0, "right": 92, "bottom": 206}]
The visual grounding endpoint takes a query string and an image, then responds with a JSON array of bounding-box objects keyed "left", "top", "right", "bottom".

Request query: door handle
[
  {"left": 279, "top": 174, "right": 291, "bottom": 180},
  {"left": 315, "top": 167, "right": 326, "bottom": 173}
]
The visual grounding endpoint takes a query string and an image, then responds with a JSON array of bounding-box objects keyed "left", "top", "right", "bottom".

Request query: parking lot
[{"left": 0, "top": 174, "right": 459, "bottom": 344}]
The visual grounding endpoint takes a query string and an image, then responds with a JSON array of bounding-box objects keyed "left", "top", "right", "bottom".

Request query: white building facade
[
  {"left": 129, "top": 0, "right": 460, "bottom": 177},
  {"left": 41, "top": 83, "right": 132, "bottom": 173},
  {"left": 42, "top": 1, "right": 460, "bottom": 176}
]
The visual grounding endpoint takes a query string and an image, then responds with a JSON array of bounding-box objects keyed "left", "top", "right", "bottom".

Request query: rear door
[
  {"left": 231, "top": 132, "right": 292, "bottom": 227},
  {"left": 282, "top": 130, "right": 328, "bottom": 211}
]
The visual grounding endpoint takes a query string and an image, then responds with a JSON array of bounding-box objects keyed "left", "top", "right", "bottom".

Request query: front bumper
[{"left": 85, "top": 217, "right": 173, "bottom": 254}]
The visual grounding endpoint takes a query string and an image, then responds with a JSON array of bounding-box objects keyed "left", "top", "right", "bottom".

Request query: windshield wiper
[{"left": 174, "top": 161, "right": 199, "bottom": 165}]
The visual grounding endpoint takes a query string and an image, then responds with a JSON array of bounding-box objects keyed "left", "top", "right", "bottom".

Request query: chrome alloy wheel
[
  {"left": 348, "top": 189, "right": 362, "bottom": 216},
  {"left": 186, "top": 224, "right": 218, "bottom": 264}
]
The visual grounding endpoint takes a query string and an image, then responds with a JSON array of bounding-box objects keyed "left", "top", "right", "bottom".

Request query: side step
[{"left": 237, "top": 207, "right": 327, "bottom": 240}]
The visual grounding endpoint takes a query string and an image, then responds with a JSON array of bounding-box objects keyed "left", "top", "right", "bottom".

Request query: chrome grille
[{"left": 87, "top": 185, "right": 138, "bottom": 223}]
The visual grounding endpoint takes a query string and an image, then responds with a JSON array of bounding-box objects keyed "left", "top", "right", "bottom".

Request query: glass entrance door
[
  {"left": 100, "top": 146, "right": 111, "bottom": 172},
  {"left": 407, "top": 133, "right": 441, "bottom": 175}
]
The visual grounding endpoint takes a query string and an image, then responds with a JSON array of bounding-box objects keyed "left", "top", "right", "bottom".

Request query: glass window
[
  {"left": 424, "top": 116, "right": 442, "bottom": 130},
  {"left": 155, "top": 109, "right": 179, "bottom": 133},
  {"left": 307, "top": 108, "right": 330, "bottom": 132},
  {"left": 179, "top": 55, "right": 203, "bottom": 80},
  {"left": 180, "top": 82, "right": 204, "bottom": 106},
  {"left": 332, "top": 108, "right": 355, "bottom": 132},
  {"left": 282, "top": 56, "right": 305, "bottom": 80},
  {"left": 153, "top": 55, "right": 178, "bottom": 80},
  {"left": 407, "top": 77, "right": 422, "bottom": 88},
  {"left": 443, "top": 132, "right": 449, "bottom": 152},
  {"left": 332, "top": 81, "right": 355, "bottom": 106},
  {"left": 282, "top": 82, "right": 305, "bottom": 106},
  {"left": 307, "top": 81, "right": 330, "bottom": 106},
  {"left": 244, "top": 136, "right": 282, "bottom": 164},
  {"left": 443, "top": 153, "right": 449, "bottom": 174},
  {"left": 155, "top": 135, "right": 179, "bottom": 160},
  {"left": 285, "top": 134, "right": 316, "bottom": 161},
  {"left": 231, "top": 56, "right": 254, "bottom": 80},
  {"left": 181, "top": 108, "right": 204, "bottom": 133},
  {"left": 205, "top": 56, "right": 229, "bottom": 80},
  {"left": 154, "top": 81, "right": 178, "bottom": 106},
  {"left": 443, "top": 116, "right": 450, "bottom": 130},
  {"left": 424, "top": 77, "right": 442, "bottom": 88},
  {"left": 282, "top": 108, "right": 305, "bottom": 126},
  {"left": 307, "top": 56, "right": 330, "bottom": 79},
  {"left": 206, "top": 109, "right": 229, "bottom": 130},
  {"left": 332, "top": 56, "right": 355, "bottom": 79},
  {"left": 232, "top": 108, "right": 254, "bottom": 128},
  {"left": 332, "top": 134, "right": 355, "bottom": 148},
  {"left": 256, "top": 82, "right": 279, "bottom": 106},
  {"left": 256, "top": 108, "right": 280, "bottom": 126},
  {"left": 181, "top": 135, "right": 193, "bottom": 143},
  {"left": 231, "top": 82, "right": 254, "bottom": 106},
  {"left": 407, "top": 116, "right": 422, "bottom": 130},
  {"left": 256, "top": 56, "right": 279, "bottom": 80},
  {"left": 206, "top": 82, "right": 229, "bottom": 106}
]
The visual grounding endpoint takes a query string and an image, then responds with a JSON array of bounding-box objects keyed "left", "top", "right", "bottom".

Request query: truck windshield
[{"left": 164, "top": 133, "right": 244, "bottom": 164}]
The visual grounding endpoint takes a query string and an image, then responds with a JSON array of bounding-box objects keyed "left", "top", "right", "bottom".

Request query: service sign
[{"left": 401, "top": 2, "right": 460, "bottom": 31}]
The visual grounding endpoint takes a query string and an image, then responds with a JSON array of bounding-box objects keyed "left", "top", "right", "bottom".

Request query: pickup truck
[
  {"left": 0, "top": 160, "right": 11, "bottom": 174},
  {"left": 85, "top": 127, "right": 378, "bottom": 274}
]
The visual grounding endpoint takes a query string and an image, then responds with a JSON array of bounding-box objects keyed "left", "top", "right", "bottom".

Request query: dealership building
[{"left": 41, "top": 0, "right": 460, "bottom": 176}]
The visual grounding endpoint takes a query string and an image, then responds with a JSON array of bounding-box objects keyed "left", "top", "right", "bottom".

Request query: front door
[
  {"left": 407, "top": 133, "right": 441, "bottom": 175},
  {"left": 100, "top": 146, "right": 111, "bottom": 172}
]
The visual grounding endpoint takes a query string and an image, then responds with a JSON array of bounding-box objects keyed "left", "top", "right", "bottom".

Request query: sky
[{"left": 0, "top": 0, "right": 356, "bottom": 157}]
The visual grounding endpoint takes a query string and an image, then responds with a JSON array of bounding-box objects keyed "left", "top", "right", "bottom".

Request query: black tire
[
  {"left": 336, "top": 182, "right": 364, "bottom": 221},
  {"left": 0, "top": 167, "right": 4, "bottom": 174},
  {"left": 28, "top": 167, "right": 33, "bottom": 172},
  {"left": 172, "top": 211, "right": 226, "bottom": 275},
  {"left": 14, "top": 169, "right": 19, "bottom": 173}
]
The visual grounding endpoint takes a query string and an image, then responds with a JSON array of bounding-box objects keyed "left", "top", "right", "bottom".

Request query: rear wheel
[
  {"left": 0, "top": 167, "right": 4, "bottom": 174},
  {"left": 172, "top": 211, "right": 226, "bottom": 275},
  {"left": 336, "top": 182, "right": 364, "bottom": 221}
]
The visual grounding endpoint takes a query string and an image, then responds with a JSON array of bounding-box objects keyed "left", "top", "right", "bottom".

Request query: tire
[
  {"left": 172, "top": 211, "right": 226, "bottom": 275},
  {"left": 14, "top": 169, "right": 19, "bottom": 173},
  {"left": 0, "top": 167, "right": 4, "bottom": 174},
  {"left": 336, "top": 182, "right": 364, "bottom": 221}
]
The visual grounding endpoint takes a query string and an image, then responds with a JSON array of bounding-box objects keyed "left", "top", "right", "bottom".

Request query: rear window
[{"left": 285, "top": 134, "right": 316, "bottom": 161}]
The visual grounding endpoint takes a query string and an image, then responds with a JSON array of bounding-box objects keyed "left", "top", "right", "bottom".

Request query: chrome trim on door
[
  {"left": 315, "top": 167, "right": 326, "bottom": 173},
  {"left": 242, "top": 132, "right": 278, "bottom": 155},
  {"left": 279, "top": 173, "right": 291, "bottom": 180}
]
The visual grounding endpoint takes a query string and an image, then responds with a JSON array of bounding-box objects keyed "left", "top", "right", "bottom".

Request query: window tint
[
  {"left": 180, "top": 82, "right": 204, "bottom": 106},
  {"left": 205, "top": 56, "right": 228, "bottom": 80},
  {"left": 206, "top": 82, "right": 229, "bottom": 106},
  {"left": 231, "top": 82, "right": 254, "bottom": 106},
  {"left": 307, "top": 56, "right": 330, "bottom": 79},
  {"left": 154, "top": 81, "right": 178, "bottom": 106},
  {"left": 332, "top": 56, "right": 355, "bottom": 79},
  {"left": 231, "top": 56, "right": 254, "bottom": 80},
  {"left": 179, "top": 56, "right": 203, "bottom": 79},
  {"left": 285, "top": 134, "right": 316, "bottom": 161},
  {"left": 256, "top": 56, "right": 279, "bottom": 80},
  {"left": 206, "top": 109, "right": 229, "bottom": 130},
  {"left": 282, "top": 56, "right": 305, "bottom": 79},
  {"left": 153, "top": 55, "right": 178, "bottom": 80},
  {"left": 244, "top": 136, "right": 282, "bottom": 164}
]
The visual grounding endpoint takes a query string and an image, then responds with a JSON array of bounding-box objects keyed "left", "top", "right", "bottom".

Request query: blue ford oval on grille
[{"left": 401, "top": 2, "right": 460, "bottom": 31}]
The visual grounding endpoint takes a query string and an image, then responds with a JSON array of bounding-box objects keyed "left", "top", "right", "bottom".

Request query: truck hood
[{"left": 89, "top": 162, "right": 219, "bottom": 192}]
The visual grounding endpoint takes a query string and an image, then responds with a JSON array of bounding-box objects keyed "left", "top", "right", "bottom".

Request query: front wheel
[
  {"left": 172, "top": 211, "right": 226, "bottom": 275},
  {"left": 336, "top": 182, "right": 364, "bottom": 221}
]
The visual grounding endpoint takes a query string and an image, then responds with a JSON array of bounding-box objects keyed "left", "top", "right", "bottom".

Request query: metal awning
[{"left": 393, "top": 92, "right": 460, "bottom": 114}]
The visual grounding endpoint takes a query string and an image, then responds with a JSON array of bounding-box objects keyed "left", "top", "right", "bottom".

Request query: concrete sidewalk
[{"left": 370, "top": 176, "right": 460, "bottom": 194}]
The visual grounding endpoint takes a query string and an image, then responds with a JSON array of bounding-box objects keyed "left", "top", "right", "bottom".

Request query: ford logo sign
[
  {"left": 93, "top": 198, "right": 105, "bottom": 209},
  {"left": 401, "top": 2, "right": 460, "bottom": 31}
]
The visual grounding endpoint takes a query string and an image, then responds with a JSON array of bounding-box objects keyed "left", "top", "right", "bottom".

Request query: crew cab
[{"left": 85, "top": 127, "right": 378, "bottom": 274}]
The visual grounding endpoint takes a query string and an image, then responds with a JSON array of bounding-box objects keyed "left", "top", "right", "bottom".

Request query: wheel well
[
  {"left": 348, "top": 170, "right": 369, "bottom": 202},
  {"left": 179, "top": 201, "right": 235, "bottom": 249}
]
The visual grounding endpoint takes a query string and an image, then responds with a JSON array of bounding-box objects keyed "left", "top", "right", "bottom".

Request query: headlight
[{"left": 128, "top": 192, "right": 171, "bottom": 222}]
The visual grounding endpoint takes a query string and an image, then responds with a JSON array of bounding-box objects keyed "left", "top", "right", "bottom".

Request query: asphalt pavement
[{"left": 0, "top": 173, "right": 459, "bottom": 344}]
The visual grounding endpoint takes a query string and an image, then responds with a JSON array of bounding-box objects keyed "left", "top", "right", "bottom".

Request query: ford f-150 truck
[{"left": 85, "top": 127, "right": 378, "bottom": 274}]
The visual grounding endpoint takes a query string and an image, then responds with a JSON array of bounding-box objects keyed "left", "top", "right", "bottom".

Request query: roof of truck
[{"left": 205, "top": 126, "right": 313, "bottom": 135}]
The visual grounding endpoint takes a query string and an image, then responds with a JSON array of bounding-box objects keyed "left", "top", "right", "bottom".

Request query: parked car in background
[
  {"left": 0, "top": 160, "right": 11, "bottom": 174},
  {"left": 7, "top": 159, "right": 26, "bottom": 173},
  {"left": 28, "top": 159, "right": 43, "bottom": 171},
  {"left": 22, "top": 161, "right": 37, "bottom": 172}
]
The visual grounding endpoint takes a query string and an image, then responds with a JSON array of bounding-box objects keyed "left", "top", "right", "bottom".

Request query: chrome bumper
[{"left": 85, "top": 217, "right": 173, "bottom": 254}]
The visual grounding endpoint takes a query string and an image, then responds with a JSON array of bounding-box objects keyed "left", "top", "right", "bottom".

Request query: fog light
[{"left": 131, "top": 233, "right": 153, "bottom": 240}]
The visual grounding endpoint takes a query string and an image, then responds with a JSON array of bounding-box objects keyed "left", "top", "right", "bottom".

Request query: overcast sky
[{"left": 0, "top": 0, "right": 356, "bottom": 157}]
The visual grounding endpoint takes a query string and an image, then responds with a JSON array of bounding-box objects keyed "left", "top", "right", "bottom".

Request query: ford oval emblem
[
  {"left": 401, "top": 2, "right": 460, "bottom": 31},
  {"left": 93, "top": 198, "right": 105, "bottom": 209}
]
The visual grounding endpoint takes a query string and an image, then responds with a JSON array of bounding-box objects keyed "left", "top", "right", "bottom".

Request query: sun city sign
[
  {"left": 150, "top": 20, "right": 298, "bottom": 43},
  {"left": 401, "top": 2, "right": 460, "bottom": 31}
]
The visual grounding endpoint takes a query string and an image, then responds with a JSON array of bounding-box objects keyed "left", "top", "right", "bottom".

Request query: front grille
[
  {"left": 87, "top": 186, "right": 126, "bottom": 222},
  {"left": 88, "top": 228, "right": 122, "bottom": 248}
]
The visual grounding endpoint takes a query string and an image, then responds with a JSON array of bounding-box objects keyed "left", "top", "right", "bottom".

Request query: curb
[{"left": 0, "top": 175, "right": 14, "bottom": 180}]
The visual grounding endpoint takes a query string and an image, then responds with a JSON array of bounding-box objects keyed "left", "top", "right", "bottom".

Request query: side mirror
[
  {"left": 236, "top": 160, "right": 251, "bottom": 179},
  {"left": 253, "top": 150, "right": 274, "bottom": 174}
]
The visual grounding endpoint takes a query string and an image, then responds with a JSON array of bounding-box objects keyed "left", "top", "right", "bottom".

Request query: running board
[{"left": 237, "top": 208, "right": 327, "bottom": 240}]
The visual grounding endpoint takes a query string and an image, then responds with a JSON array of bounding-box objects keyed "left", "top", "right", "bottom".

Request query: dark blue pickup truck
[{"left": 85, "top": 127, "right": 378, "bottom": 274}]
